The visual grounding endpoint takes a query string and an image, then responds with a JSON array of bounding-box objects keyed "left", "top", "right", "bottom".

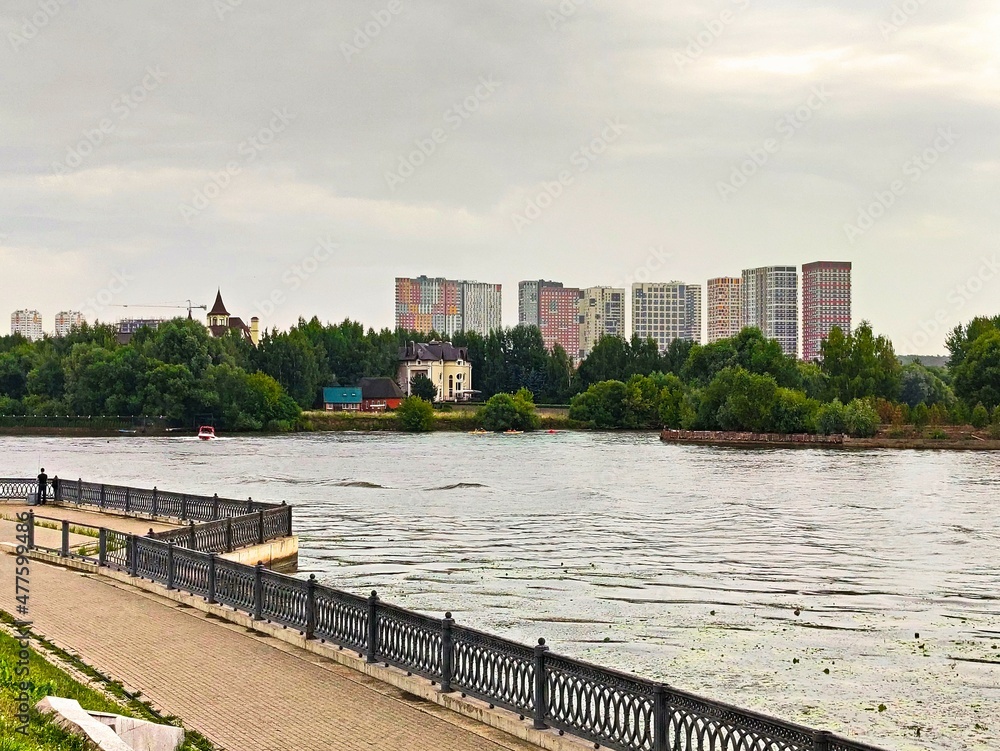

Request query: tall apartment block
[
  {"left": 54, "top": 311, "right": 84, "bottom": 337},
  {"left": 802, "top": 261, "right": 852, "bottom": 361},
  {"left": 518, "top": 280, "right": 580, "bottom": 358},
  {"left": 460, "top": 281, "right": 502, "bottom": 336},
  {"left": 707, "top": 278, "right": 742, "bottom": 343},
  {"left": 10, "top": 310, "right": 43, "bottom": 341},
  {"left": 741, "top": 266, "right": 799, "bottom": 357},
  {"left": 395, "top": 276, "right": 501, "bottom": 336},
  {"left": 632, "top": 282, "right": 703, "bottom": 351},
  {"left": 578, "top": 286, "right": 625, "bottom": 359}
]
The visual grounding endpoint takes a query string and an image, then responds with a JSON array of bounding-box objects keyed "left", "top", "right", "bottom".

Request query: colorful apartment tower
[
  {"left": 707, "top": 278, "right": 742, "bottom": 342},
  {"left": 802, "top": 261, "right": 852, "bottom": 361}
]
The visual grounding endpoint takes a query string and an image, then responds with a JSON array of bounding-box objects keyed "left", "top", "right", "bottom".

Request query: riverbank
[
  {"left": 661, "top": 427, "right": 1000, "bottom": 450},
  {"left": 300, "top": 409, "right": 581, "bottom": 432}
]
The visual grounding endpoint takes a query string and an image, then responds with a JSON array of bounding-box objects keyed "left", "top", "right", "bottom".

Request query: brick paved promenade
[{"left": 0, "top": 516, "right": 539, "bottom": 751}]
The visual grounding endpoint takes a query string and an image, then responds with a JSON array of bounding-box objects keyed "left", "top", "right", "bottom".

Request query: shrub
[
  {"left": 911, "top": 402, "right": 930, "bottom": 428},
  {"left": 814, "top": 399, "right": 847, "bottom": 435},
  {"left": 397, "top": 396, "right": 435, "bottom": 432},
  {"left": 928, "top": 428, "right": 948, "bottom": 439},
  {"left": 477, "top": 388, "right": 540, "bottom": 432},
  {"left": 844, "top": 399, "right": 879, "bottom": 438},
  {"left": 970, "top": 403, "right": 990, "bottom": 428}
]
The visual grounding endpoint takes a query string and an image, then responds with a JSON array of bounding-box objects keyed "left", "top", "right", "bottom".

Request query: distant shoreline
[{"left": 660, "top": 429, "right": 1000, "bottom": 451}]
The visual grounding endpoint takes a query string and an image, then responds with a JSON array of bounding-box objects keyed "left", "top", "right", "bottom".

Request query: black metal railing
[
  {"left": 14, "top": 478, "right": 889, "bottom": 751},
  {"left": 55, "top": 478, "right": 282, "bottom": 522},
  {"left": 146, "top": 507, "right": 292, "bottom": 554},
  {"left": 0, "top": 477, "right": 50, "bottom": 500}
]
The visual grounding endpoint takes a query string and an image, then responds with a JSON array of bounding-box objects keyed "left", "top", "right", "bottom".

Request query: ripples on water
[{"left": 2, "top": 432, "right": 998, "bottom": 750}]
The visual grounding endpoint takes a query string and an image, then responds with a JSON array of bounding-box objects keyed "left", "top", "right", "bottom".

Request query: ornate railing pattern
[
  {"left": 56, "top": 478, "right": 282, "bottom": 522},
  {"left": 16, "top": 478, "right": 889, "bottom": 751},
  {"left": 147, "top": 506, "right": 292, "bottom": 555},
  {"left": 0, "top": 478, "right": 49, "bottom": 500}
]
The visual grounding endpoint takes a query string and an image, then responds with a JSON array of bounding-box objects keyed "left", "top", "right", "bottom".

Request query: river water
[{"left": 1, "top": 432, "right": 997, "bottom": 750}]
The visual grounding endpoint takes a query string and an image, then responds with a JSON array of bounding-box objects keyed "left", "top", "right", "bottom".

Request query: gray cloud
[{"left": 2, "top": 0, "right": 998, "bottom": 352}]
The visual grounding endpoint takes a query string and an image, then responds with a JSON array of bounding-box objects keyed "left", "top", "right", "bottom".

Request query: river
[{"left": 1, "top": 432, "right": 997, "bottom": 750}]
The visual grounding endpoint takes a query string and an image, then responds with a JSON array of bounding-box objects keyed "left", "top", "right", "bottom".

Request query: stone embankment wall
[{"left": 660, "top": 429, "right": 845, "bottom": 445}]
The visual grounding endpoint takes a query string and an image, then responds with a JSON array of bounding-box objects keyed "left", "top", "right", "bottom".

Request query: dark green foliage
[
  {"left": 819, "top": 322, "right": 901, "bottom": 402},
  {"left": 409, "top": 374, "right": 437, "bottom": 402},
  {"left": 397, "top": 396, "right": 435, "bottom": 432},
  {"left": 476, "top": 388, "right": 540, "bottom": 432},
  {"left": 970, "top": 403, "right": 990, "bottom": 428}
]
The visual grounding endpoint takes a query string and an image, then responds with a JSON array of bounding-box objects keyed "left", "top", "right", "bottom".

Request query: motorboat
[{"left": 197, "top": 425, "right": 216, "bottom": 441}]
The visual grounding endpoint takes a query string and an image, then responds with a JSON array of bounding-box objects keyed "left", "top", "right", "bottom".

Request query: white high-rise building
[
  {"left": 741, "top": 266, "right": 799, "bottom": 357},
  {"left": 578, "top": 286, "right": 625, "bottom": 359},
  {"left": 10, "top": 310, "right": 43, "bottom": 341},
  {"left": 54, "top": 311, "right": 84, "bottom": 337},
  {"left": 707, "top": 278, "right": 742, "bottom": 342},
  {"left": 460, "top": 281, "right": 502, "bottom": 336},
  {"left": 631, "top": 282, "right": 702, "bottom": 350}
]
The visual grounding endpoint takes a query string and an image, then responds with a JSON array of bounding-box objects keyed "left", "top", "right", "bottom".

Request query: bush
[
  {"left": 970, "top": 402, "right": 990, "bottom": 428},
  {"left": 476, "top": 388, "right": 540, "bottom": 432},
  {"left": 569, "top": 380, "right": 628, "bottom": 428},
  {"left": 814, "top": 399, "right": 847, "bottom": 435},
  {"left": 397, "top": 396, "right": 435, "bottom": 432},
  {"left": 911, "top": 402, "right": 930, "bottom": 428},
  {"left": 844, "top": 399, "right": 879, "bottom": 438},
  {"left": 928, "top": 428, "right": 948, "bottom": 439}
]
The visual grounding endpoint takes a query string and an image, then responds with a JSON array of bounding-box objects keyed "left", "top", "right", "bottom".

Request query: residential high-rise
[
  {"left": 578, "top": 286, "right": 625, "bottom": 359},
  {"left": 631, "top": 282, "right": 703, "bottom": 351},
  {"left": 460, "top": 281, "right": 502, "bottom": 336},
  {"left": 394, "top": 276, "right": 501, "bottom": 336},
  {"left": 802, "top": 261, "right": 852, "bottom": 361},
  {"left": 10, "top": 310, "right": 43, "bottom": 341},
  {"left": 741, "top": 266, "right": 799, "bottom": 357},
  {"left": 707, "top": 278, "right": 742, "bottom": 342},
  {"left": 518, "top": 280, "right": 580, "bottom": 358},
  {"left": 538, "top": 284, "right": 582, "bottom": 359},
  {"left": 54, "top": 311, "right": 84, "bottom": 337},
  {"left": 395, "top": 276, "right": 462, "bottom": 335}
]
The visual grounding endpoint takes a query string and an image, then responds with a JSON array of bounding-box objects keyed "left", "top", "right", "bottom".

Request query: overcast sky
[{"left": 2, "top": 0, "right": 998, "bottom": 354}]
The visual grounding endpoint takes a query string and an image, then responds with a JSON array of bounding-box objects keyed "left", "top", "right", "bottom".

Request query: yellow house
[{"left": 397, "top": 341, "right": 474, "bottom": 402}]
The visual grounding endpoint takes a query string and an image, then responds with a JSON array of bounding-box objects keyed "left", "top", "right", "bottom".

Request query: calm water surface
[{"left": 2, "top": 432, "right": 998, "bottom": 750}]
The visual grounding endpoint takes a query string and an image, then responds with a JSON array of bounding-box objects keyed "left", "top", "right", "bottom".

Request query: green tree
[
  {"left": 569, "top": 380, "right": 628, "bottom": 428},
  {"left": 820, "top": 322, "right": 901, "bottom": 402},
  {"left": 409, "top": 374, "right": 437, "bottom": 402},
  {"left": 844, "top": 399, "right": 879, "bottom": 438},
  {"left": 911, "top": 402, "right": 930, "bottom": 428},
  {"left": 951, "top": 329, "right": 1000, "bottom": 410},
  {"left": 970, "top": 403, "right": 990, "bottom": 428},
  {"left": 397, "top": 396, "right": 435, "bottom": 432},
  {"left": 814, "top": 400, "right": 847, "bottom": 435},
  {"left": 476, "top": 388, "right": 540, "bottom": 432}
]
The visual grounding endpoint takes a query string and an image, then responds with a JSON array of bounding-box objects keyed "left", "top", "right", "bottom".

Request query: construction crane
[{"left": 110, "top": 300, "right": 207, "bottom": 318}]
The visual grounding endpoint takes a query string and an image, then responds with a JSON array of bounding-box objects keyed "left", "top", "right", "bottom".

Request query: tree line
[{"left": 2, "top": 313, "right": 999, "bottom": 433}]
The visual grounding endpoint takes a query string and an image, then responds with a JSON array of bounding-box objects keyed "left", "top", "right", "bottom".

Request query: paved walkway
[{"left": 0, "top": 518, "right": 538, "bottom": 751}]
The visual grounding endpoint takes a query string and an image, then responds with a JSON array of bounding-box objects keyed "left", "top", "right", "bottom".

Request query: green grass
[{"left": 0, "top": 614, "right": 214, "bottom": 750}]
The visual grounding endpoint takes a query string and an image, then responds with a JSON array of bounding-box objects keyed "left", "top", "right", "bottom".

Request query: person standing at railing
[{"left": 37, "top": 468, "right": 48, "bottom": 505}]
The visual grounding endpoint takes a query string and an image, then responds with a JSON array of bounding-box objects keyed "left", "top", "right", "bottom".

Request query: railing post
[
  {"left": 166, "top": 542, "right": 175, "bottom": 590},
  {"left": 61, "top": 520, "right": 70, "bottom": 557},
  {"left": 98, "top": 528, "right": 107, "bottom": 567},
  {"left": 533, "top": 638, "right": 549, "bottom": 730},
  {"left": 181, "top": 494, "right": 188, "bottom": 520},
  {"left": 225, "top": 517, "right": 233, "bottom": 553},
  {"left": 653, "top": 683, "right": 669, "bottom": 751},
  {"left": 100, "top": 483, "right": 106, "bottom": 509},
  {"left": 284, "top": 501, "right": 292, "bottom": 536},
  {"left": 53, "top": 476, "right": 60, "bottom": 502},
  {"left": 813, "top": 731, "right": 832, "bottom": 751},
  {"left": 247, "top": 496, "right": 253, "bottom": 514},
  {"left": 258, "top": 509, "right": 265, "bottom": 545},
  {"left": 26, "top": 510, "right": 34, "bottom": 549},
  {"left": 152, "top": 486, "right": 159, "bottom": 517},
  {"left": 212, "top": 494, "right": 220, "bottom": 520},
  {"left": 124, "top": 487, "right": 131, "bottom": 514},
  {"left": 128, "top": 535, "right": 138, "bottom": 577},
  {"left": 366, "top": 591, "right": 379, "bottom": 663},
  {"left": 305, "top": 575, "right": 317, "bottom": 639},
  {"left": 207, "top": 553, "right": 217, "bottom": 604},
  {"left": 440, "top": 612, "right": 454, "bottom": 693},
  {"left": 253, "top": 562, "right": 264, "bottom": 620},
  {"left": 77, "top": 477, "right": 82, "bottom": 504}
]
